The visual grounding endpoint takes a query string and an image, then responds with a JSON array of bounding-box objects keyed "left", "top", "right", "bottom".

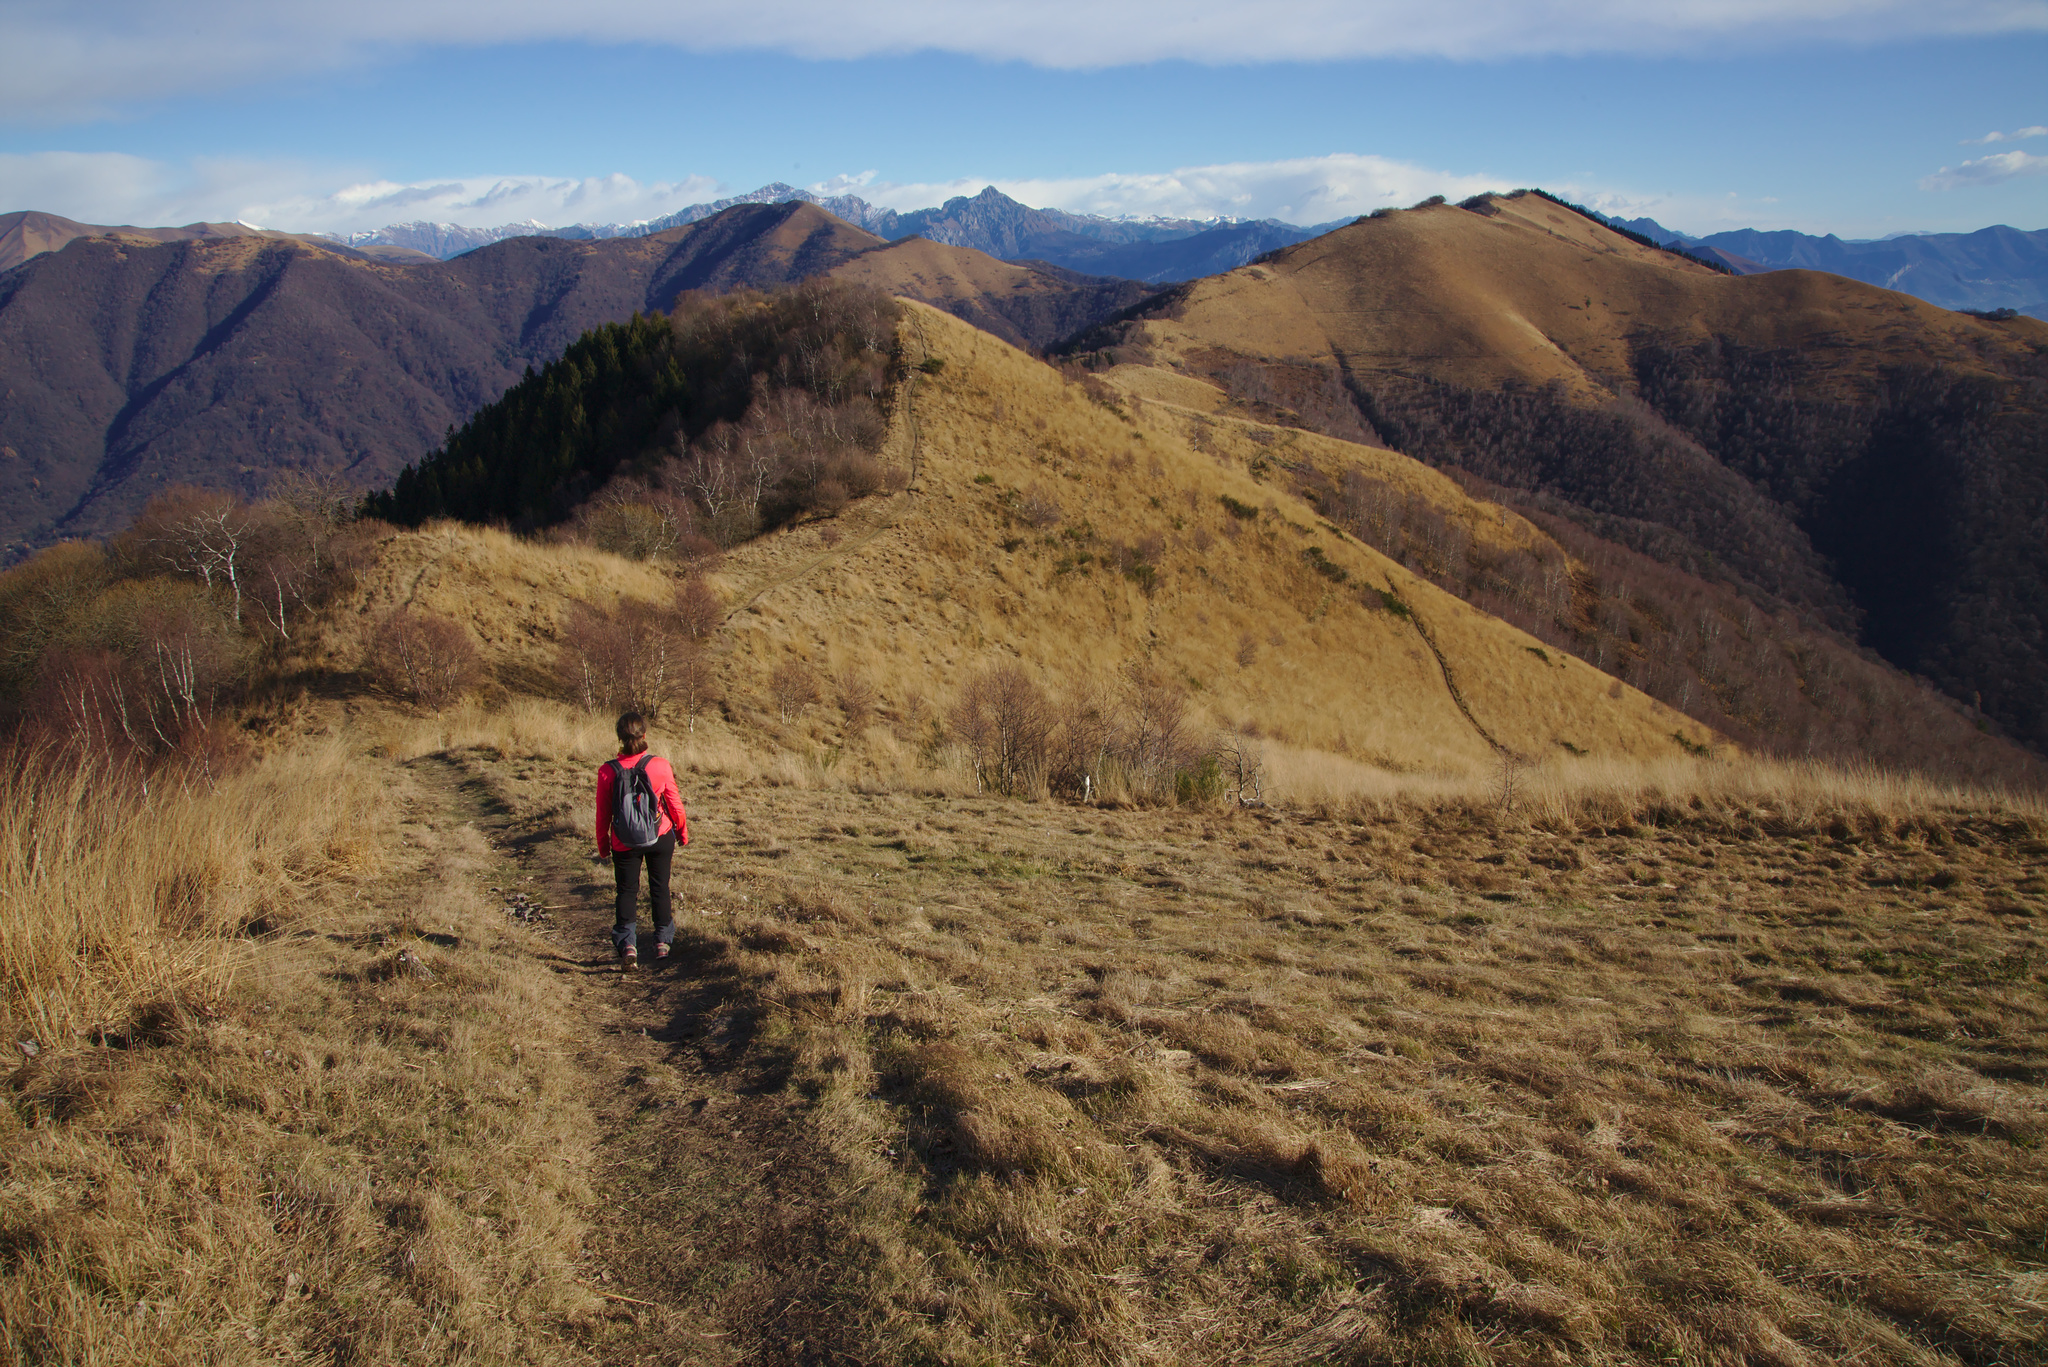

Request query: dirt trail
[{"left": 409, "top": 751, "right": 868, "bottom": 1366}]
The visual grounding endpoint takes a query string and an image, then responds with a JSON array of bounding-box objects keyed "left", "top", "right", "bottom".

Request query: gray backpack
[{"left": 608, "top": 755, "right": 663, "bottom": 850}]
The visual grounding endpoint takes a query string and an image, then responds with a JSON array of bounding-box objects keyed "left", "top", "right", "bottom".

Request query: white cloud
[
  {"left": 0, "top": 153, "right": 725, "bottom": 232},
  {"left": 6, "top": 1, "right": 2048, "bottom": 120},
  {"left": 1962, "top": 125, "right": 2048, "bottom": 144},
  {"left": 246, "top": 173, "right": 725, "bottom": 233},
  {"left": 5, "top": 150, "right": 1499, "bottom": 232},
  {"left": 1921, "top": 149, "right": 2048, "bottom": 190},
  {"left": 845, "top": 154, "right": 1501, "bottom": 223}
]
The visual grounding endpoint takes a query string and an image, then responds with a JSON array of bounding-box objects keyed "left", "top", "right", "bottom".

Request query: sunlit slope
[
  {"left": 713, "top": 304, "right": 1703, "bottom": 772},
  {"left": 1129, "top": 194, "right": 2048, "bottom": 399},
  {"left": 307, "top": 523, "right": 676, "bottom": 690}
]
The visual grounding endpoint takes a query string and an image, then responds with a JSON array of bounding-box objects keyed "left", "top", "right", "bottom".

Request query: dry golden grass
[
  {"left": 8, "top": 296, "right": 2043, "bottom": 1365},
  {"left": 697, "top": 304, "right": 1701, "bottom": 776},
  {"left": 305, "top": 519, "right": 676, "bottom": 691},
  {"left": 1122, "top": 194, "right": 2047, "bottom": 401},
  {"left": 1268, "top": 744, "right": 2048, "bottom": 828},
  {"left": 425, "top": 724, "right": 2048, "bottom": 1366},
  {"left": 0, "top": 738, "right": 604, "bottom": 1366},
  {"left": 0, "top": 741, "right": 383, "bottom": 1043}
]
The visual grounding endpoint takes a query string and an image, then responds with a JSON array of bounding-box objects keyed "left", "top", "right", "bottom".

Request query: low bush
[{"left": 368, "top": 607, "right": 480, "bottom": 709}]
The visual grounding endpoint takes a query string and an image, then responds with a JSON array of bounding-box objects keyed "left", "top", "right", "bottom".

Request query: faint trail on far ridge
[{"left": 720, "top": 310, "right": 933, "bottom": 623}]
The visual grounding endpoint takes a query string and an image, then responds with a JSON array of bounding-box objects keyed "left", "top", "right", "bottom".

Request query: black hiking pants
[{"left": 611, "top": 830, "right": 677, "bottom": 954}]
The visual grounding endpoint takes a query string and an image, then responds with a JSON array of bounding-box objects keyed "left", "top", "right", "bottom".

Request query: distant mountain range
[
  {"left": 0, "top": 201, "right": 1150, "bottom": 557},
  {"left": 1599, "top": 213, "right": 2048, "bottom": 318},
  {"left": 329, "top": 184, "right": 1340, "bottom": 285}
]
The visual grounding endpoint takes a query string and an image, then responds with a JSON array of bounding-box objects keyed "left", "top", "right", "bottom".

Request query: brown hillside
[
  {"left": 0, "top": 203, "right": 1147, "bottom": 558},
  {"left": 324, "top": 304, "right": 1704, "bottom": 777},
  {"left": 1126, "top": 193, "right": 2046, "bottom": 398},
  {"left": 0, "top": 209, "right": 393, "bottom": 272},
  {"left": 830, "top": 235, "right": 1153, "bottom": 351},
  {"left": 1073, "top": 193, "right": 2048, "bottom": 755}
]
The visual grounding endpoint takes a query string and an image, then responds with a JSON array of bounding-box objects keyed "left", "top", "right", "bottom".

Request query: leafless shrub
[
  {"left": 1236, "top": 632, "right": 1259, "bottom": 668},
  {"left": 369, "top": 607, "right": 479, "bottom": 709},
  {"left": 813, "top": 477, "right": 850, "bottom": 516},
  {"left": 1493, "top": 749, "right": 1530, "bottom": 815},
  {"left": 1018, "top": 485, "right": 1063, "bottom": 529},
  {"left": 1047, "top": 675, "right": 1117, "bottom": 801},
  {"left": 126, "top": 487, "right": 254, "bottom": 626},
  {"left": 556, "top": 598, "right": 688, "bottom": 717},
  {"left": 672, "top": 645, "right": 719, "bottom": 733},
  {"left": 837, "top": 669, "right": 878, "bottom": 731},
  {"left": 952, "top": 663, "right": 1051, "bottom": 795},
  {"left": 1118, "top": 668, "right": 1199, "bottom": 798},
  {"left": 897, "top": 687, "right": 930, "bottom": 740},
  {"left": 574, "top": 483, "right": 692, "bottom": 561},
  {"left": 769, "top": 660, "right": 821, "bottom": 722},
  {"left": 675, "top": 532, "right": 724, "bottom": 575},
  {"left": 675, "top": 576, "right": 723, "bottom": 643},
  {"left": 1216, "top": 728, "right": 1266, "bottom": 805}
]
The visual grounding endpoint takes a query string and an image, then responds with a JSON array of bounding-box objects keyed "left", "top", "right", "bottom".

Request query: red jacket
[{"left": 594, "top": 752, "right": 689, "bottom": 857}]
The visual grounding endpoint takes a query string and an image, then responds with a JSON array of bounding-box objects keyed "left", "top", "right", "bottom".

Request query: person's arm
[
  {"left": 657, "top": 760, "right": 688, "bottom": 845},
  {"left": 594, "top": 763, "right": 614, "bottom": 858}
]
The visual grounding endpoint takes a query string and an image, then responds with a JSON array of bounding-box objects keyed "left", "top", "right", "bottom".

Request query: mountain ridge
[
  {"left": 1060, "top": 190, "right": 2048, "bottom": 752},
  {"left": 1600, "top": 211, "right": 2048, "bottom": 317},
  {"left": 0, "top": 201, "right": 1149, "bottom": 556}
]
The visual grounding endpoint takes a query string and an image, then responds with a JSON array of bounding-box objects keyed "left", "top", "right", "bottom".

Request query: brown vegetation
[
  {"left": 4, "top": 297, "right": 2044, "bottom": 1367},
  {"left": 1062, "top": 191, "right": 2048, "bottom": 759}
]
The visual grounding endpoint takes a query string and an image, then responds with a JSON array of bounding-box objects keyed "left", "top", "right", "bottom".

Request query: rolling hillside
[
  {"left": 326, "top": 303, "right": 1698, "bottom": 776},
  {"left": 340, "top": 299, "right": 2036, "bottom": 786},
  {"left": 1064, "top": 192, "right": 2048, "bottom": 752},
  {"left": 0, "top": 209, "right": 436, "bottom": 273},
  {"left": 6, "top": 295, "right": 2046, "bottom": 1367}
]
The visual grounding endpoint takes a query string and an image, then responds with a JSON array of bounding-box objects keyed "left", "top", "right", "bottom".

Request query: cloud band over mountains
[
  {"left": 6, "top": 0, "right": 2047, "bottom": 120},
  {"left": 0, "top": 151, "right": 1504, "bottom": 234}
]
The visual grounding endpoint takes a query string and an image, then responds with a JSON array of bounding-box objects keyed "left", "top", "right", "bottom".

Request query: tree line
[{"left": 368, "top": 282, "right": 905, "bottom": 548}]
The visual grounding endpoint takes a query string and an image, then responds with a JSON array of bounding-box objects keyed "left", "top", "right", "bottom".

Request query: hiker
[{"left": 595, "top": 711, "right": 689, "bottom": 968}]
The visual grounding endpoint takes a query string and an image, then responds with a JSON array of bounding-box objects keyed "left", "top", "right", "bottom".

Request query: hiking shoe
[
  {"left": 619, "top": 946, "right": 638, "bottom": 970},
  {"left": 655, "top": 941, "right": 672, "bottom": 962}
]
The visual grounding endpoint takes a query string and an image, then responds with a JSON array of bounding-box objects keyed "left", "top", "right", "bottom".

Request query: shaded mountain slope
[
  {"left": 1610, "top": 215, "right": 2048, "bottom": 316},
  {"left": 0, "top": 209, "right": 421, "bottom": 272},
  {"left": 828, "top": 236, "right": 1152, "bottom": 349},
  {"left": 0, "top": 202, "right": 1148, "bottom": 556},
  {"left": 1064, "top": 192, "right": 2048, "bottom": 751}
]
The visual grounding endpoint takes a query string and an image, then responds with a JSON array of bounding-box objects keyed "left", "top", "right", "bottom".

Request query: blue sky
[{"left": 2, "top": 1, "right": 2044, "bottom": 239}]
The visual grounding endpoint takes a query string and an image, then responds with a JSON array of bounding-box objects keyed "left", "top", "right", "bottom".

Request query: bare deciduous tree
[
  {"left": 675, "top": 576, "right": 723, "bottom": 643},
  {"left": 952, "top": 662, "right": 1051, "bottom": 795},
  {"left": 1216, "top": 728, "right": 1267, "bottom": 806},
  {"left": 134, "top": 488, "right": 254, "bottom": 625}
]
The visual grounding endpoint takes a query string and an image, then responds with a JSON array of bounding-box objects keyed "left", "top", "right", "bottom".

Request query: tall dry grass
[
  {"left": 1265, "top": 742, "right": 2046, "bottom": 828},
  {"left": 0, "top": 741, "right": 384, "bottom": 1041}
]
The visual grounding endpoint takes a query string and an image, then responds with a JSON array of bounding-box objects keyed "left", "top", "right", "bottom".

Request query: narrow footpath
[{"left": 411, "top": 751, "right": 872, "bottom": 1366}]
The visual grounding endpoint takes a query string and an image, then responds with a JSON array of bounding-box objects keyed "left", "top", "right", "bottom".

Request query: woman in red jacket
[{"left": 595, "top": 711, "right": 689, "bottom": 968}]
